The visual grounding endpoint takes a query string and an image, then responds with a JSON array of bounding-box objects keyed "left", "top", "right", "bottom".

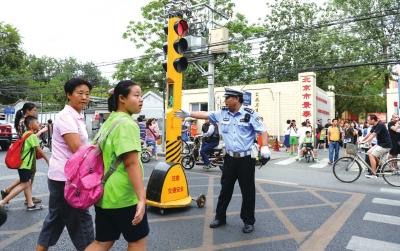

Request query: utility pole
[{"left": 207, "top": 0, "right": 215, "bottom": 111}]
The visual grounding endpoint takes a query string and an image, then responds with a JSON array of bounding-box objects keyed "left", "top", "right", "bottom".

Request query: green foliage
[{"left": 0, "top": 22, "right": 29, "bottom": 103}]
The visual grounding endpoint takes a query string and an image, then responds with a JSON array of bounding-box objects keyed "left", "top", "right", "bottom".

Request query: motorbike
[
  {"left": 181, "top": 135, "right": 225, "bottom": 171},
  {"left": 141, "top": 141, "right": 153, "bottom": 163}
]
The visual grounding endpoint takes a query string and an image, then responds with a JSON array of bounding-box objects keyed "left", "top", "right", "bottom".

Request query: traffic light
[{"left": 163, "top": 15, "right": 189, "bottom": 164}]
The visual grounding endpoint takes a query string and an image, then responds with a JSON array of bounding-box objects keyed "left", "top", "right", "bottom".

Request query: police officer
[{"left": 176, "top": 88, "right": 270, "bottom": 233}]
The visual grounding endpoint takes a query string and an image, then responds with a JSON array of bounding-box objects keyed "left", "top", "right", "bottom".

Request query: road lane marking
[
  {"left": 255, "top": 178, "right": 298, "bottom": 186},
  {"left": 274, "top": 157, "right": 297, "bottom": 165},
  {"left": 363, "top": 212, "right": 400, "bottom": 226},
  {"left": 0, "top": 220, "right": 43, "bottom": 249},
  {"left": 310, "top": 158, "right": 329, "bottom": 168},
  {"left": 372, "top": 198, "right": 400, "bottom": 207},
  {"left": 380, "top": 188, "right": 400, "bottom": 195},
  {"left": 299, "top": 192, "right": 365, "bottom": 251},
  {"left": 180, "top": 232, "right": 310, "bottom": 251},
  {"left": 255, "top": 182, "right": 303, "bottom": 243},
  {"left": 0, "top": 171, "right": 47, "bottom": 181},
  {"left": 201, "top": 176, "right": 214, "bottom": 249},
  {"left": 346, "top": 236, "right": 400, "bottom": 251}
]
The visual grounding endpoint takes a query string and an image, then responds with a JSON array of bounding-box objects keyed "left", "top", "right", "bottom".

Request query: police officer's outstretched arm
[{"left": 175, "top": 109, "right": 210, "bottom": 120}]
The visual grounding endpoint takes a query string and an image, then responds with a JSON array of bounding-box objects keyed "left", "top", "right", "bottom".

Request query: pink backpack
[{"left": 64, "top": 119, "right": 124, "bottom": 209}]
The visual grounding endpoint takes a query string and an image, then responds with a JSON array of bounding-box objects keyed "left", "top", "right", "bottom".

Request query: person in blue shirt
[{"left": 176, "top": 88, "right": 270, "bottom": 234}]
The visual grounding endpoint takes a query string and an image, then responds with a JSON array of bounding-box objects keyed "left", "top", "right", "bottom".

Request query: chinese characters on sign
[
  {"left": 299, "top": 75, "right": 315, "bottom": 121},
  {"left": 168, "top": 175, "right": 184, "bottom": 194}
]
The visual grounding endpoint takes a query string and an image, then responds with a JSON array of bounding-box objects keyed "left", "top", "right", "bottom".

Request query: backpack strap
[
  {"left": 95, "top": 117, "right": 131, "bottom": 185},
  {"left": 101, "top": 158, "right": 122, "bottom": 184}
]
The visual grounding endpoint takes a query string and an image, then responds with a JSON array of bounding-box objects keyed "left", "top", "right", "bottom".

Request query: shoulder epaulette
[
  {"left": 244, "top": 107, "right": 254, "bottom": 114},
  {"left": 221, "top": 106, "right": 228, "bottom": 110}
]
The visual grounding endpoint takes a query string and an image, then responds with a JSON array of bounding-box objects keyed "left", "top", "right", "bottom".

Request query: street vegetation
[{"left": 1, "top": 0, "right": 399, "bottom": 115}]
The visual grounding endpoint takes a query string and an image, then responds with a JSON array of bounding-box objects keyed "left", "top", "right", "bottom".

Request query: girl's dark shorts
[
  {"left": 18, "top": 169, "right": 32, "bottom": 183},
  {"left": 94, "top": 205, "right": 149, "bottom": 243}
]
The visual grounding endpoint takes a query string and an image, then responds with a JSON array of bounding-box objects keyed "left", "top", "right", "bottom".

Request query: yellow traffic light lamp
[
  {"left": 146, "top": 15, "right": 206, "bottom": 213},
  {"left": 164, "top": 16, "right": 189, "bottom": 164}
]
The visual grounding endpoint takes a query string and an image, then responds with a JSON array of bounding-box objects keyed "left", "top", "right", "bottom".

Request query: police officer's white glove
[
  {"left": 260, "top": 146, "right": 271, "bottom": 165},
  {"left": 260, "top": 146, "right": 271, "bottom": 159},
  {"left": 175, "top": 109, "right": 190, "bottom": 119}
]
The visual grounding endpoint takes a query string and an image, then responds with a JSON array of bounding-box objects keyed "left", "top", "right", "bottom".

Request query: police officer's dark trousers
[{"left": 215, "top": 155, "right": 255, "bottom": 225}]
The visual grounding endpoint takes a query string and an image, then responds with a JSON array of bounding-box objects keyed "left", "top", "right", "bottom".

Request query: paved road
[{"left": 0, "top": 149, "right": 399, "bottom": 250}]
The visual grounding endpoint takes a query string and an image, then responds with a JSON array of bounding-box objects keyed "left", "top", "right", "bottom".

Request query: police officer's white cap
[{"left": 224, "top": 88, "right": 243, "bottom": 97}]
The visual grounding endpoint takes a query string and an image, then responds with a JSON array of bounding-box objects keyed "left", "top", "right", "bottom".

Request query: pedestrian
[
  {"left": 190, "top": 120, "right": 198, "bottom": 137},
  {"left": 176, "top": 88, "right": 270, "bottom": 234},
  {"left": 327, "top": 118, "right": 341, "bottom": 164},
  {"left": 387, "top": 113, "right": 400, "bottom": 159},
  {"left": 0, "top": 116, "right": 49, "bottom": 210},
  {"left": 288, "top": 120, "right": 298, "bottom": 155},
  {"left": 85, "top": 80, "right": 148, "bottom": 251},
  {"left": 36, "top": 78, "right": 94, "bottom": 251},
  {"left": 137, "top": 115, "right": 146, "bottom": 143},
  {"left": 145, "top": 118, "right": 160, "bottom": 160},
  {"left": 2, "top": 102, "right": 46, "bottom": 205},
  {"left": 316, "top": 127, "right": 327, "bottom": 151},
  {"left": 283, "top": 119, "right": 291, "bottom": 152}
]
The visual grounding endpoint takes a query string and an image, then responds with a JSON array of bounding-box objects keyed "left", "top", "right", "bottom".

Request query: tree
[
  {"left": 0, "top": 22, "right": 29, "bottom": 103},
  {"left": 117, "top": 0, "right": 262, "bottom": 92}
]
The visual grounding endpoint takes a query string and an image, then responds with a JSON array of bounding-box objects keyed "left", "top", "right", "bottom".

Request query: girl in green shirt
[{"left": 86, "top": 80, "right": 148, "bottom": 251}]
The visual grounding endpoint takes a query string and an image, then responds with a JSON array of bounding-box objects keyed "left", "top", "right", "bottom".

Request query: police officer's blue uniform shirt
[{"left": 208, "top": 105, "right": 265, "bottom": 152}]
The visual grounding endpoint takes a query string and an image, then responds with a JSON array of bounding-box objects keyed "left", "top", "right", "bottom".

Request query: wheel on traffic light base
[{"left": 196, "top": 194, "right": 206, "bottom": 208}]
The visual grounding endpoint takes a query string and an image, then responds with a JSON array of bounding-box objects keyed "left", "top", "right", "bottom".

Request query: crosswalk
[
  {"left": 345, "top": 196, "right": 400, "bottom": 251},
  {"left": 274, "top": 157, "right": 331, "bottom": 168}
]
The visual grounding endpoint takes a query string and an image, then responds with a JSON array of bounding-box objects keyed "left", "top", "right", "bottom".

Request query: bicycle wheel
[
  {"left": 141, "top": 152, "right": 151, "bottom": 163},
  {"left": 333, "top": 157, "right": 362, "bottom": 183},
  {"left": 382, "top": 158, "right": 400, "bottom": 187},
  {"left": 182, "top": 155, "right": 195, "bottom": 170}
]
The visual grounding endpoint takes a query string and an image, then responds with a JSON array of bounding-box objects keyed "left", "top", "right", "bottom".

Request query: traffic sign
[
  {"left": 3, "top": 106, "right": 15, "bottom": 115},
  {"left": 243, "top": 91, "right": 252, "bottom": 106}
]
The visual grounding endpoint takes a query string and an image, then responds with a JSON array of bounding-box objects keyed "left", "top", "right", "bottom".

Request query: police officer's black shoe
[
  {"left": 209, "top": 219, "right": 226, "bottom": 228},
  {"left": 242, "top": 224, "right": 254, "bottom": 233}
]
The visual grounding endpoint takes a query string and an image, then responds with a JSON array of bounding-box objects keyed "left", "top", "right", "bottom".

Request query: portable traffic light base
[{"left": 146, "top": 162, "right": 206, "bottom": 214}]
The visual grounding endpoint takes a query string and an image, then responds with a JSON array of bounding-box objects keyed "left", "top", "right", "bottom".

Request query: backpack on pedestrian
[
  {"left": 5, "top": 132, "right": 33, "bottom": 169},
  {"left": 64, "top": 118, "right": 125, "bottom": 209}
]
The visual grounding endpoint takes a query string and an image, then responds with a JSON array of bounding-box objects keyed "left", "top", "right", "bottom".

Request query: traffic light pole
[
  {"left": 207, "top": 0, "right": 215, "bottom": 111},
  {"left": 208, "top": 55, "right": 215, "bottom": 111}
]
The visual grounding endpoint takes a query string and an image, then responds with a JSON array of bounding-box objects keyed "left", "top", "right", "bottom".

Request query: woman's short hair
[{"left": 64, "top": 78, "right": 92, "bottom": 96}]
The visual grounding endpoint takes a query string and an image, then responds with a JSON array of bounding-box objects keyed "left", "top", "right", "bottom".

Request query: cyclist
[
  {"left": 200, "top": 119, "right": 220, "bottom": 169},
  {"left": 299, "top": 131, "right": 318, "bottom": 161},
  {"left": 360, "top": 114, "right": 392, "bottom": 178}
]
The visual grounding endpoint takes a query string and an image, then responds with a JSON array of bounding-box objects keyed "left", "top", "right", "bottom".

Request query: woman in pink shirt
[{"left": 36, "top": 78, "right": 94, "bottom": 251}]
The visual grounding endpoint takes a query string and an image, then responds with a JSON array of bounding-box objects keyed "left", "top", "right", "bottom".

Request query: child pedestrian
[
  {"left": 85, "top": 80, "right": 148, "bottom": 251},
  {"left": 0, "top": 116, "right": 48, "bottom": 210}
]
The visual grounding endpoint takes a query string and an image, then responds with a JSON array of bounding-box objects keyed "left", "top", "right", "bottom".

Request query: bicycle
[{"left": 332, "top": 143, "right": 400, "bottom": 187}]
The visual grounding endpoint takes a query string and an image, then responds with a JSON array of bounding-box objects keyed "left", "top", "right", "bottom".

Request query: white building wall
[{"left": 182, "top": 78, "right": 334, "bottom": 139}]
